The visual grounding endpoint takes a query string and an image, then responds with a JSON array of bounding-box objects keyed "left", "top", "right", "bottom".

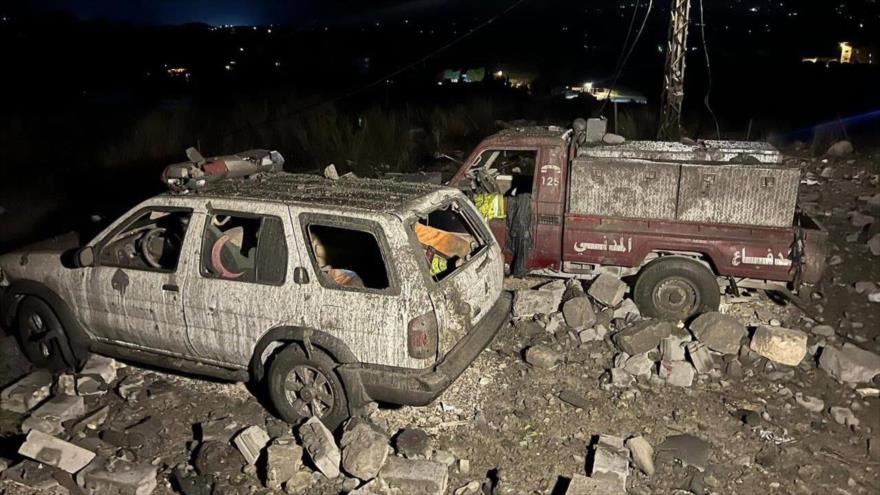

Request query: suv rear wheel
[
  {"left": 267, "top": 344, "right": 349, "bottom": 429},
  {"left": 15, "top": 297, "right": 71, "bottom": 371},
  {"left": 633, "top": 257, "right": 720, "bottom": 321}
]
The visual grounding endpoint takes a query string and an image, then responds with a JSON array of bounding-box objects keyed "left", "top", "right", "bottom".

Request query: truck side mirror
[
  {"left": 293, "top": 267, "right": 309, "bottom": 285},
  {"left": 75, "top": 246, "right": 95, "bottom": 268}
]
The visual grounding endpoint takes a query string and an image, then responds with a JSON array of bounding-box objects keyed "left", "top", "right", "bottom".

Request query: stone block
[
  {"left": 689, "top": 312, "right": 746, "bottom": 355},
  {"left": 562, "top": 297, "right": 596, "bottom": 330},
  {"left": 686, "top": 342, "right": 715, "bottom": 374},
  {"left": 379, "top": 456, "right": 448, "bottom": 495},
  {"left": 265, "top": 435, "right": 302, "bottom": 490},
  {"left": 233, "top": 425, "right": 270, "bottom": 465},
  {"left": 588, "top": 274, "right": 628, "bottom": 307},
  {"left": 341, "top": 418, "right": 390, "bottom": 481},
  {"left": 78, "top": 459, "right": 157, "bottom": 495},
  {"left": 613, "top": 320, "right": 672, "bottom": 355},
  {"left": 819, "top": 343, "right": 880, "bottom": 384},
  {"left": 750, "top": 326, "right": 808, "bottom": 366},
  {"left": 1, "top": 370, "right": 53, "bottom": 414},
  {"left": 18, "top": 429, "right": 96, "bottom": 473},
  {"left": 300, "top": 416, "right": 341, "bottom": 479}
]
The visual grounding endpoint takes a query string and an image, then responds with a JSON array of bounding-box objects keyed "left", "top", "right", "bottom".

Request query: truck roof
[
  {"left": 168, "top": 172, "right": 451, "bottom": 214},
  {"left": 577, "top": 139, "right": 784, "bottom": 165}
]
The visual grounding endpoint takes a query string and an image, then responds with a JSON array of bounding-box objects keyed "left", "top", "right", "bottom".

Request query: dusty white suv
[{"left": 0, "top": 172, "right": 509, "bottom": 427}]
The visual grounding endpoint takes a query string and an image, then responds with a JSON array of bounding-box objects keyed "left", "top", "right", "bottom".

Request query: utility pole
[{"left": 657, "top": 0, "right": 691, "bottom": 141}]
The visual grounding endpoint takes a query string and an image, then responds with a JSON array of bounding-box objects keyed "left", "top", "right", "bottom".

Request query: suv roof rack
[{"left": 161, "top": 148, "right": 285, "bottom": 194}]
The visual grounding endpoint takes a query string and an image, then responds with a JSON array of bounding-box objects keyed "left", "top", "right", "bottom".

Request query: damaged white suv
[{"left": 0, "top": 170, "right": 509, "bottom": 427}]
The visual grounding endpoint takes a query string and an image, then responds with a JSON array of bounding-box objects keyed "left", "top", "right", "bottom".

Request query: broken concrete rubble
[
  {"left": 749, "top": 325, "right": 808, "bottom": 366},
  {"left": 379, "top": 456, "right": 448, "bottom": 495},
  {"left": 341, "top": 418, "right": 390, "bottom": 481},
  {"left": 613, "top": 320, "right": 672, "bottom": 355},
  {"left": 265, "top": 435, "right": 302, "bottom": 490},
  {"left": 794, "top": 392, "right": 825, "bottom": 413},
  {"left": 686, "top": 342, "right": 715, "bottom": 374},
  {"left": 625, "top": 435, "right": 655, "bottom": 476},
  {"left": 612, "top": 298, "right": 640, "bottom": 320},
  {"left": 561, "top": 296, "right": 596, "bottom": 330},
  {"left": 565, "top": 473, "right": 625, "bottom": 494},
  {"left": 656, "top": 434, "right": 711, "bottom": 472},
  {"left": 587, "top": 274, "right": 628, "bottom": 307},
  {"left": 659, "top": 328, "right": 692, "bottom": 362},
  {"left": 819, "top": 343, "right": 880, "bottom": 384},
  {"left": 689, "top": 312, "right": 746, "bottom": 355},
  {"left": 512, "top": 289, "right": 560, "bottom": 318},
  {"left": 658, "top": 360, "right": 696, "bottom": 387},
  {"left": 233, "top": 425, "right": 270, "bottom": 465},
  {"left": 1, "top": 370, "right": 53, "bottom": 414},
  {"left": 77, "top": 458, "right": 158, "bottom": 495},
  {"left": 22, "top": 394, "right": 86, "bottom": 435},
  {"left": 524, "top": 345, "right": 561, "bottom": 369},
  {"left": 299, "top": 416, "right": 341, "bottom": 479},
  {"left": 829, "top": 406, "right": 860, "bottom": 427},
  {"left": 18, "top": 429, "right": 96, "bottom": 473},
  {"left": 76, "top": 376, "right": 107, "bottom": 396},
  {"left": 589, "top": 435, "right": 628, "bottom": 493},
  {"left": 622, "top": 353, "right": 654, "bottom": 377},
  {"left": 80, "top": 355, "right": 118, "bottom": 384}
]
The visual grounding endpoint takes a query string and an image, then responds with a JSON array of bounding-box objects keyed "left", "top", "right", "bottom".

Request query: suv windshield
[{"left": 412, "top": 201, "right": 485, "bottom": 281}]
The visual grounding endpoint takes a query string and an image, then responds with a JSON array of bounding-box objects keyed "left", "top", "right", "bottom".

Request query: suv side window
[
  {"left": 97, "top": 208, "right": 192, "bottom": 272},
  {"left": 201, "top": 212, "right": 288, "bottom": 285},
  {"left": 304, "top": 223, "right": 390, "bottom": 291}
]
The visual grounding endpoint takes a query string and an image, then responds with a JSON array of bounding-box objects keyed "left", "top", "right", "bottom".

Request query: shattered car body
[{"left": 0, "top": 171, "right": 509, "bottom": 427}]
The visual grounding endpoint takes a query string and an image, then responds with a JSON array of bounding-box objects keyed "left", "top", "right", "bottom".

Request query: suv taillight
[{"left": 407, "top": 311, "right": 438, "bottom": 359}]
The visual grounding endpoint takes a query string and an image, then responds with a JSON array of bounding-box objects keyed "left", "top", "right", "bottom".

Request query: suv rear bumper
[{"left": 344, "top": 291, "right": 511, "bottom": 407}]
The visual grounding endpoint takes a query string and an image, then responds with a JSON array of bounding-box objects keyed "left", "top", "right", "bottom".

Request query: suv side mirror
[{"left": 75, "top": 246, "right": 95, "bottom": 268}]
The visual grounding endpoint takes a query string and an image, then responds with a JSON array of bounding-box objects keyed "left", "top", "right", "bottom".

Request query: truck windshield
[
  {"left": 469, "top": 149, "right": 537, "bottom": 195},
  {"left": 412, "top": 203, "right": 484, "bottom": 282}
]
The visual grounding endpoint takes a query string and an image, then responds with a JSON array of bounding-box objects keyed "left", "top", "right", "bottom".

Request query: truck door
[{"left": 530, "top": 145, "right": 567, "bottom": 270}]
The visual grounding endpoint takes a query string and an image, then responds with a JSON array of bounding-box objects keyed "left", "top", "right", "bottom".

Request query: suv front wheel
[
  {"left": 267, "top": 344, "right": 349, "bottom": 429},
  {"left": 15, "top": 297, "right": 73, "bottom": 371}
]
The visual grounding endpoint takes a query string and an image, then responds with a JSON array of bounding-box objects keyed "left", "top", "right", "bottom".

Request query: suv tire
[
  {"left": 634, "top": 257, "right": 720, "bottom": 321},
  {"left": 267, "top": 344, "right": 349, "bottom": 429},
  {"left": 15, "top": 297, "right": 72, "bottom": 371}
]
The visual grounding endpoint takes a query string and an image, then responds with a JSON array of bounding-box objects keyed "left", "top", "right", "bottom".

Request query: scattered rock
[
  {"left": 18, "top": 429, "right": 96, "bottom": 473},
  {"left": 565, "top": 473, "right": 624, "bottom": 494},
  {"left": 70, "top": 405, "right": 110, "bottom": 434},
  {"left": 625, "top": 435, "right": 655, "bottom": 476},
  {"left": 612, "top": 299, "right": 640, "bottom": 320},
  {"left": 579, "top": 325, "right": 609, "bottom": 343},
  {"left": 194, "top": 440, "right": 245, "bottom": 476},
  {"left": 588, "top": 274, "right": 628, "bottom": 307},
  {"left": 22, "top": 394, "right": 86, "bottom": 435},
  {"left": 794, "top": 392, "right": 825, "bottom": 413},
  {"left": 829, "top": 406, "right": 860, "bottom": 427},
  {"left": 602, "top": 133, "right": 626, "bottom": 145},
  {"left": 749, "top": 326, "right": 808, "bottom": 366},
  {"left": 76, "top": 376, "right": 107, "bottom": 396},
  {"left": 825, "top": 140, "right": 853, "bottom": 157},
  {"left": 810, "top": 325, "right": 836, "bottom": 337},
  {"left": 512, "top": 290, "right": 560, "bottom": 317},
  {"left": 342, "top": 418, "right": 390, "bottom": 480},
  {"left": 656, "top": 434, "right": 711, "bottom": 472},
  {"left": 660, "top": 328, "right": 692, "bottom": 361},
  {"left": 590, "top": 435, "right": 628, "bottom": 492},
  {"left": 300, "top": 417, "right": 341, "bottom": 479},
  {"left": 819, "top": 343, "right": 880, "bottom": 384},
  {"left": 1, "top": 370, "right": 53, "bottom": 413},
  {"left": 848, "top": 210, "right": 875, "bottom": 228},
  {"left": 609, "top": 368, "right": 635, "bottom": 388},
  {"left": 868, "top": 234, "right": 880, "bottom": 256},
  {"left": 689, "top": 312, "right": 746, "bottom": 355},
  {"left": 614, "top": 320, "right": 673, "bottom": 355},
  {"left": 80, "top": 355, "right": 118, "bottom": 385},
  {"left": 686, "top": 342, "right": 715, "bottom": 374},
  {"left": 623, "top": 353, "right": 654, "bottom": 377},
  {"left": 56, "top": 374, "right": 76, "bottom": 396},
  {"left": 558, "top": 389, "right": 591, "bottom": 409},
  {"left": 524, "top": 345, "right": 561, "bottom": 369},
  {"left": 265, "top": 435, "right": 302, "bottom": 490},
  {"left": 854, "top": 281, "right": 878, "bottom": 294},
  {"left": 324, "top": 164, "right": 340, "bottom": 180},
  {"left": 117, "top": 374, "right": 144, "bottom": 402},
  {"left": 199, "top": 418, "right": 240, "bottom": 443},
  {"left": 233, "top": 425, "right": 271, "bottom": 465},
  {"left": 77, "top": 459, "right": 157, "bottom": 495},
  {"left": 658, "top": 360, "right": 695, "bottom": 387},
  {"left": 562, "top": 297, "right": 596, "bottom": 330},
  {"left": 379, "top": 456, "right": 448, "bottom": 495},
  {"left": 454, "top": 480, "right": 482, "bottom": 495}
]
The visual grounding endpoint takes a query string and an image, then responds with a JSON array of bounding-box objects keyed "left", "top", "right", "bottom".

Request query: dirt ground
[{"left": 1, "top": 145, "right": 879, "bottom": 494}]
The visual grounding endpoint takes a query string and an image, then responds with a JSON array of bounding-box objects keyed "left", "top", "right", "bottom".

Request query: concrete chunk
[
  {"left": 588, "top": 274, "right": 628, "bottom": 307},
  {"left": 819, "top": 343, "right": 880, "bottom": 384},
  {"left": 689, "top": 312, "right": 746, "bottom": 355},
  {"left": 300, "top": 416, "right": 341, "bottom": 479},
  {"left": 525, "top": 345, "right": 561, "bottom": 369},
  {"left": 613, "top": 320, "right": 672, "bottom": 355},
  {"left": 623, "top": 353, "right": 654, "bottom": 377},
  {"left": 656, "top": 434, "right": 711, "bottom": 472},
  {"left": 513, "top": 289, "right": 560, "bottom": 317},
  {"left": 1, "top": 370, "right": 53, "bottom": 414},
  {"left": 379, "top": 456, "right": 448, "bottom": 495},
  {"left": 341, "top": 418, "right": 390, "bottom": 481},
  {"left": 562, "top": 297, "right": 596, "bottom": 330},
  {"left": 78, "top": 459, "right": 157, "bottom": 495},
  {"left": 590, "top": 435, "right": 628, "bottom": 492},
  {"left": 265, "top": 435, "right": 302, "bottom": 490},
  {"left": 565, "top": 473, "right": 625, "bottom": 494},
  {"left": 750, "top": 326, "right": 808, "bottom": 366},
  {"left": 659, "top": 360, "right": 695, "bottom": 387},
  {"left": 80, "top": 355, "right": 118, "bottom": 385},
  {"left": 625, "top": 435, "right": 655, "bottom": 476},
  {"left": 233, "top": 425, "right": 270, "bottom": 465},
  {"left": 18, "top": 429, "right": 96, "bottom": 473},
  {"left": 686, "top": 342, "right": 715, "bottom": 374}
]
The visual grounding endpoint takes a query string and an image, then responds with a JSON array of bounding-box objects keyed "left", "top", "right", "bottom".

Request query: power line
[
  {"left": 599, "top": 0, "right": 655, "bottom": 117},
  {"left": 698, "top": 0, "right": 721, "bottom": 139},
  {"left": 218, "top": 0, "right": 532, "bottom": 142}
]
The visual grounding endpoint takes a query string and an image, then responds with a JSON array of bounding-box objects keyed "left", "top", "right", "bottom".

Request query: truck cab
[{"left": 449, "top": 121, "right": 827, "bottom": 321}]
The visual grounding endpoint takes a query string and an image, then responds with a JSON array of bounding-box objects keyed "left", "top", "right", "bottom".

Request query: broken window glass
[
  {"left": 202, "top": 213, "right": 288, "bottom": 285},
  {"left": 413, "top": 203, "right": 484, "bottom": 281},
  {"left": 471, "top": 149, "right": 538, "bottom": 196},
  {"left": 306, "top": 224, "right": 390, "bottom": 290},
  {"left": 98, "top": 209, "right": 192, "bottom": 272}
]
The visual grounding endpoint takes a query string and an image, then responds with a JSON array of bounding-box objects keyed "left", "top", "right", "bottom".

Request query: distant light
[
  {"left": 274, "top": 61, "right": 281, "bottom": 67},
  {"left": 494, "top": 70, "right": 504, "bottom": 78},
  {"left": 267, "top": 28, "right": 272, "bottom": 33},
  {"left": 224, "top": 65, "right": 232, "bottom": 70},
  {"left": 437, "top": 81, "right": 443, "bottom": 86},
  {"left": 239, "top": 47, "right": 245, "bottom": 52},
  {"left": 252, "top": 26, "right": 257, "bottom": 31}
]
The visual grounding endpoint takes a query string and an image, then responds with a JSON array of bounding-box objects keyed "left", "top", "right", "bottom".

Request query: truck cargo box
[{"left": 571, "top": 140, "right": 799, "bottom": 228}]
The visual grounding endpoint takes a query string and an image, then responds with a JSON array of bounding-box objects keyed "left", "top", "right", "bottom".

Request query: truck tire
[
  {"left": 267, "top": 344, "right": 349, "bottom": 429},
  {"left": 15, "top": 297, "right": 72, "bottom": 371},
  {"left": 633, "top": 257, "right": 720, "bottom": 321}
]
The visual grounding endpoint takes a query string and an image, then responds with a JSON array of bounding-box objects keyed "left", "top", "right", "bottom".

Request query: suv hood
[{"left": 0, "top": 232, "right": 81, "bottom": 282}]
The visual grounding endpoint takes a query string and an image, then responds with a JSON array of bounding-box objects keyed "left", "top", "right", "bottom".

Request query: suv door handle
[{"left": 162, "top": 284, "right": 180, "bottom": 292}]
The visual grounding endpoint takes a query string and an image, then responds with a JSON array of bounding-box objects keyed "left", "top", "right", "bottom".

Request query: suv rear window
[
  {"left": 201, "top": 213, "right": 288, "bottom": 285},
  {"left": 306, "top": 224, "right": 390, "bottom": 290},
  {"left": 413, "top": 202, "right": 485, "bottom": 281}
]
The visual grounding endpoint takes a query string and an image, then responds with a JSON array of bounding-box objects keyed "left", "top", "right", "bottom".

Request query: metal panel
[
  {"left": 677, "top": 163, "right": 800, "bottom": 227},
  {"left": 569, "top": 158, "right": 680, "bottom": 220},
  {"left": 577, "top": 140, "right": 782, "bottom": 164}
]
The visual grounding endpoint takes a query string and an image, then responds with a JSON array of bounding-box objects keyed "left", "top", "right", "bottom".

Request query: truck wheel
[
  {"left": 15, "top": 297, "right": 71, "bottom": 371},
  {"left": 633, "top": 257, "right": 720, "bottom": 321},
  {"left": 267, "top": 344, "right": 349, "bottom": 429}
]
